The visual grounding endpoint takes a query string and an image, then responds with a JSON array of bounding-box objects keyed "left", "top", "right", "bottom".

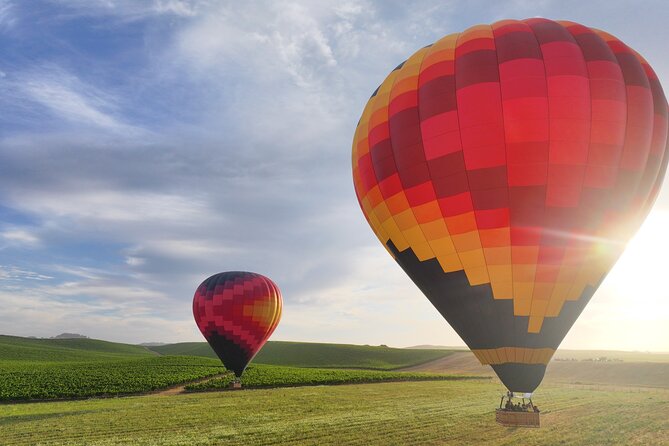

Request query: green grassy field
[
  {"left": 0, "top": 336, "right": 460, "bottom": 401},
  {"left": 150, "top": 340, "right": 453, "bottom": 369},
  {"left": 0, "top": 356, "right": 224, "bottom": 401},
  {"left": 185, "top": 364, "right": 483, "bottom": 391},
  {"left": 0, "top": 336, "right": 226, "bottom": 401},
  {"left": 1, "top": 380, "right": 667, "bottom": 445},
  {"left": 1, "top": 335, "right": 668, "bottom": 444}
]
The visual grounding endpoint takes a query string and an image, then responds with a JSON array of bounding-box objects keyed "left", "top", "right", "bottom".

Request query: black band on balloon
[
  {"left": 491, "top": 363, "right": 547, "bottom": 393},
  {"left": 206, "top": 332, "right": 252, "bottom": 377},
  {"left": 387, "top": 239, "right": 596, "bottom": 350},
  {"left": 386, "top": 239, "right": 599, "bottom": 392}
]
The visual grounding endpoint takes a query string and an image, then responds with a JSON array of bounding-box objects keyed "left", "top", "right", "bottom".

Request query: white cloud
[
  {"left": 0, "top": 288, "right": 194, "bottom": 342},
  {"left": 125, "top": 256, "right": 145, "bottom": 266},
  {"left": 278, "top": 245, "right": 465, "bottom": 347},
  {"left": 9, "top": 189, "right": 211, "bottom": 224},
  {"left": 46, "top": 281, "right": 168, "bottom": 303},
  {"left": 16, "top": 66, "right": 143, "bottom": 134},
  {"left": 0, "top": 265, "right": 52, "bottom": 281},
  {"left": 174, "top": 2, "right": 341, "bottom": 89},
  {"left": 45, "top": 0, "right": 201, "bottom": 20},
  {"left": 1, "top": 228, "right": 40, "bottom": 246},
  {"left": 50, "top": 265, "right": 112, "bottom": 280},
  {"left": 130, "top": 239, "right": 240, "bottom": 260}
]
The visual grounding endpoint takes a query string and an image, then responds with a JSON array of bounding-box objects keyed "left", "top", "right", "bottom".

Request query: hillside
[
  {"left": 403, "top": 350, "right": 669, "bottom": 389},
  {"left": 0, "top": 335, "right": 154, "bottom": 362},
  {"left": 0, "top": 335, "right": 222, "bottom": 401},
  {"left": 149, "top": 341, "right": 454, "bottom": 370}
]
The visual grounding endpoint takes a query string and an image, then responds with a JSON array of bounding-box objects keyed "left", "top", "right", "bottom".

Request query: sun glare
[{"left": 569, "top": 210, "right": 669, "bottom": 352}]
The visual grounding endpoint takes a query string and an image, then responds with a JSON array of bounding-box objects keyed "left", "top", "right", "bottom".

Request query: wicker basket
[{"left": 495, "top": 409, "right": 540, "bottom": 427}]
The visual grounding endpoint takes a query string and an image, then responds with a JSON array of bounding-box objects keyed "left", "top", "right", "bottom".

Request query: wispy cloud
[
  {"left": 1, "top": 228, "right": 40, "bottom": 247},
  {"left": 44, "top": 0, "right": 201, "bottom": 20},
  {"left": 16, "top": 66, "right": 143, "bottom": 134},
  {"left": 0, "top": 265, "right": 52, "bottom": 281},
  {"left": 174, "top": 2, "right": 341, "bottom": 90},
  {"left": 0, "top": 0, "right": 16, "bottom": 32},
  {"left": 11, "top": 189, "right": 212, "bottom": 224}
]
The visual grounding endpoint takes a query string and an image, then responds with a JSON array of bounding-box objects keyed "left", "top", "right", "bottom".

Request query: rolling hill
[
  {"left": 0, "top": 335, "right": 154, "bottom": 362},
  {"left": 148, "top": 340, "right": 454, "bottom": 370},
  {"left": 0, "top": 335, "right": 222, "bottom": 401},
  {"left": 0, "top": 336, "right": 459, "bottom": 401},
  {"left": 4, "top": 334, "right": 668, "bottom": 391}
]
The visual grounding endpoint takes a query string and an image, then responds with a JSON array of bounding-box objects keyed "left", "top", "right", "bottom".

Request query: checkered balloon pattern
[
  {"left": 352, "top": 18, "right": 668, "bottom": 392},
  {"left": 193, "top": 271, "right": 282, "bottom": 377}
]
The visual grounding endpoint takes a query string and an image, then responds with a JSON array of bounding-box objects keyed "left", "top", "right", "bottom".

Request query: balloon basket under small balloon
[
  {"left": 495, "top": 409, "right": 540, "bottom": 427},
  {"left": 229, "top": 380, "right": 242, "bottom": 389}
]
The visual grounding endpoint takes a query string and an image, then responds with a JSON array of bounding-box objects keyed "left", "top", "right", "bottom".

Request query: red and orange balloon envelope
[
  {"left": 352, "top": 19, "right": 668, "bottom": 393},
  {"left": 193, "top": 271, "right": 282, "bottom": 377}
]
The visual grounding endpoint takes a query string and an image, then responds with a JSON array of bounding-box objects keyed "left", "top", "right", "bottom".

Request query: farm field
[
  {"left": 2, "top": 335, "right": 668, "bottom": 402},
  {"left": 1, "top": 335, "right": 668, "bottom": 444},
  {"left": 185, "top": 364, "right": 483, "bottom": 391},
  {"left": 0, "top": 336, "right": 462, "bottom": 401},
  {"left": 150, "top": 340, "right": 453, "bottom": 369},
  {"left": 0, "top": 356, "right": 224, "bottom": 401},
  {"left": 0, "top": 336, "right": 228, "bottom": 401},
  {"left": 1, "top": 380, "right": 667, "bottom": 445},
  {"left": 404, "top": 351, "right": 669, "bottom": 389}
]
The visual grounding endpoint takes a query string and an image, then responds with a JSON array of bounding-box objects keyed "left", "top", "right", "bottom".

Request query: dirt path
[{"left": 153, "top": 373, "right": 229, "bottom": 396}]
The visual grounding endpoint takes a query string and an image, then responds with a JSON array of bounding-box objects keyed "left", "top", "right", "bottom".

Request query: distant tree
[{"left": 52, "top": 333, "right": 89, "bottom": 339}]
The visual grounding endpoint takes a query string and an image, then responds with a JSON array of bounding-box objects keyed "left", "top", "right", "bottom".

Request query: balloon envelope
[
  {"left": 192, "top": 271, "right": 282, "bottom": 377},
  {"left": 352, "top": 19, "right": 668, "bottom": 392}
]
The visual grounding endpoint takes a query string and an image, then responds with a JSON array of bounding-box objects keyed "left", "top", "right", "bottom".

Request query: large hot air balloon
[
  {"left": 192, "top": 271, "right": 282, "bottom": 379},
  {"left": 352, "top": 19, "right": 668, "bottom": 394}
]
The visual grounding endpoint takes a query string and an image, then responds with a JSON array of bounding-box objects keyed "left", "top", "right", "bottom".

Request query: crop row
[
  {"left": 0, "top": 356, "right": 224, "bottom": 401},
  {"left": 185, "top": 364, "right": 488, "bottom": 391}
]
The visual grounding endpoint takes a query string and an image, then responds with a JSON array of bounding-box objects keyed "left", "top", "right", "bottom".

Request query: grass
[
  {"left": 0, "top": 356, "right": 224, "bottom": 401},
  {"left": 185, "top": 364, "right": 484, "bottom": 391},
  {"left": 546, "top": 361, "right": 669, "bottom": 389},
  {"left": 1, "top": 380, "right": 667, "bottom": 445},
  {"left": 150, "top": 340, "right": 453, "bottom": 369}
]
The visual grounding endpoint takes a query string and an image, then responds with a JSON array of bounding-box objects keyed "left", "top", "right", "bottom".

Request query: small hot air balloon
[
  {"left": 352, "top": 19, "right": 668, "bottom": 394},
  {"left": 192, "top": 271, "right": 282, "bottom": 380}
]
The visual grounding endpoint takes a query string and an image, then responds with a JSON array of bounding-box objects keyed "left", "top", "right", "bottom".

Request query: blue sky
[{"left": 1, "top": 0, "right": 668, "bottom": 350}]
